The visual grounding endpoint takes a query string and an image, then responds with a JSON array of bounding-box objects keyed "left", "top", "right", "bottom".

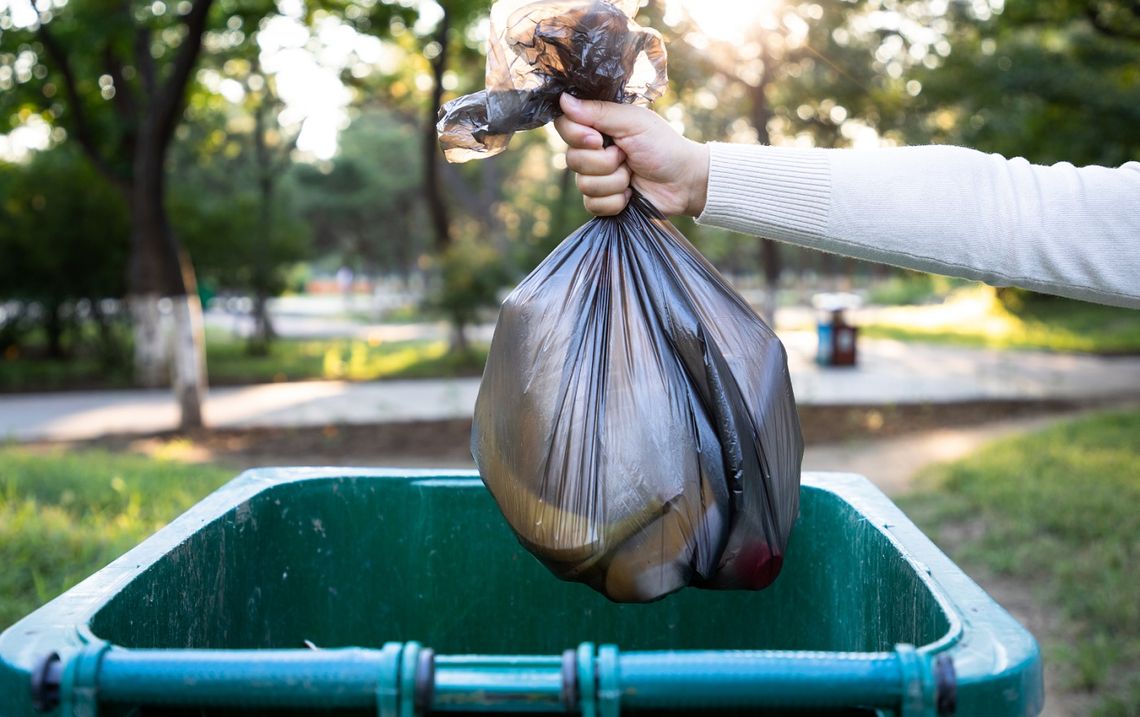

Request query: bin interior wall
[{"left": 90, "top": 478, "right": 951, "bottom": 654}]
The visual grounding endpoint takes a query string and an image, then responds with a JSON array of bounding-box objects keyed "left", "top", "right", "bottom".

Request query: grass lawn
[
  {"left": 206, "top": 337, "right": 487, "bottom": 384},
  {"left": 0, "top": 447, "right": 234, "bottom": 630},
  {"left": 0, "top": 337, "right": 488, "bottom": 392},
  {"left": 899, "top": 408, "right": 1140, "bottom": 716},
  {"left": 862, "top": 286, "right": 1140, "bottom": 354}
]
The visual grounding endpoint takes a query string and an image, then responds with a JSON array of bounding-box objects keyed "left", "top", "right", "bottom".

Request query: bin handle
[{"left": 33, "top": 641, "right": 955, "bottom": 716}]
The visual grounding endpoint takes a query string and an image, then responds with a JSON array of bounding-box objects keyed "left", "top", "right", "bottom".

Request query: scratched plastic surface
[{"left": 438, "top": 0, "right": 803, "bottom": 602}]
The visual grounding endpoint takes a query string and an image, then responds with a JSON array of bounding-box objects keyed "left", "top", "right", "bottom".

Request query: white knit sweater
[{"left": 696, "top": 143, "right": 1140, "bottom": 309}]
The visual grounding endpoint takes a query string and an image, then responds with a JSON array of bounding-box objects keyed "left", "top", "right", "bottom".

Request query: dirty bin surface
[{"left": 0, "top": 470, "right": 1042, "bottom": 716}]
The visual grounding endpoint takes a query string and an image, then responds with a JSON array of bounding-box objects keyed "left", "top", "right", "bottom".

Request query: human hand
[{"left": 554, "top": 94, "right": 709, "bottom": 217}]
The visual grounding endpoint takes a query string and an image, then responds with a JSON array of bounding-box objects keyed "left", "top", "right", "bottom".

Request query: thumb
[{"left": 560, "top": 94, "right": 651, "bottom": 138}]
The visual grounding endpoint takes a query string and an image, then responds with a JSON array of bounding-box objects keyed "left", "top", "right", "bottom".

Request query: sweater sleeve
[{"left": 695, "top": 142, "right": 1140, "bottom": 309}]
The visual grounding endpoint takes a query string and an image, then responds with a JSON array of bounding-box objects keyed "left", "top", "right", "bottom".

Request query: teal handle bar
[{"left": 37, "top": 641, "right": 955, "bottom": 716}]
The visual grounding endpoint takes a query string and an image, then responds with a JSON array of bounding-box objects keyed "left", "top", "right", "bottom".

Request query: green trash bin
[{"left": 0, "top": 470, "right": 1043, "bottom": 717}]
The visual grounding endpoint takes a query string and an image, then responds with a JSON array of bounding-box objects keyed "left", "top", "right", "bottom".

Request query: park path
[{"left": 3, "top": 332, "right": 1140, "bottom": 442}]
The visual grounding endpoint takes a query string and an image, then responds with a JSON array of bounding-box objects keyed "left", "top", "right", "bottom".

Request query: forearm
[{"left": 696, "top": 142, "right": 1140, "bottom": 309}]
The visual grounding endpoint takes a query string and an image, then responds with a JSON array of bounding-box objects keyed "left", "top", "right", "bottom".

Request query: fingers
[
  {"left": 576, "top": 164, "right": 631, "bottom": 197},
  {"left": 584, "top": 189, "right": 632, "bottom": 217},
  {"left": 559, "top": 94, "right": 652, "bottom": 137},
  {"left": 553, "top": 114, "right": 603, "bottom": 149},
  {"left": 566, "top": 145, "right": 624, "bottom": 175}
]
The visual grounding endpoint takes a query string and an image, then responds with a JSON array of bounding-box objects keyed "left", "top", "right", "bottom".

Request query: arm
[
  {"left": 701, "top": 143, "right": 1140, "bottom": 309},
  {"left": 556, "top": 95, "right": 1140, "bottom": 309}
]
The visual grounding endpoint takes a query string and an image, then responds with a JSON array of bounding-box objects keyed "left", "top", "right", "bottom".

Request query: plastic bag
[
  {"left": 439, "top": 0, "right": 803, "bottom": 602},
  {"left": 437, "top": 0, "right": 667, "bottom": 163}
]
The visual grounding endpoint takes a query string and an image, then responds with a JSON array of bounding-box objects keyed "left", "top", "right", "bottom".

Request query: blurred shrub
[
  {"left": 867, "top": 272, "right": 968, "bottom": 306},
  {"left": 0, "top": 146, "right": 130, "bottom": 361},
  {"left": 431, "top": 237, "right": 512, "bottom": 352}
]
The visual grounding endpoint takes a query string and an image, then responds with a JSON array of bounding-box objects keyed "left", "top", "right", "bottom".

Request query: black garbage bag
[{"left": 439, "top": 0, "right": 803, "bottom": 603}]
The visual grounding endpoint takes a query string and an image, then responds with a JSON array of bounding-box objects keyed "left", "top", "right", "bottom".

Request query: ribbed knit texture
[
  {"left": 696, "top": 143, "right": 1140, "bottom": 309},
  {"left": 700, "top": 142, "right": 831, "bottom": 245}
]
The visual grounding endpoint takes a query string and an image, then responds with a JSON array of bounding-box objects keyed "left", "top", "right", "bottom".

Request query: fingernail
[{"left": 562, "top": 94, "right": 580, "bottom": 108}]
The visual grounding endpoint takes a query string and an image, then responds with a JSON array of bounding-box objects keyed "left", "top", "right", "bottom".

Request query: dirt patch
[
  {"left": 796, "top": 399, "right": 1089, "bottom": 445},
  {"left": 33, "top": 399, "right": 1092, "bottom": 471}
]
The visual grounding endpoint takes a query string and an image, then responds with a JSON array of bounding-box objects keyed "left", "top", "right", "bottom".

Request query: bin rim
[{"left": 0, "top": 468, "right": 1041, "bottom": 716}]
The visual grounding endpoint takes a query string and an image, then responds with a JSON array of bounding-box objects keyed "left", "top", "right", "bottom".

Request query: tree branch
[
  {"left": 1085, "top": 2, "right": 1140, "bottom": 40},
  {"left": 133, "top": 23, "right": 157, "bottom": 101},
  {"left": 34, "top": 17, "right": 124, "bottom": 185},
  {"left": 153, "top": 0, "right": 215, "bottom": 150},
  {"left": 102, "top": 46, "right": 138, "bottom": 121}
]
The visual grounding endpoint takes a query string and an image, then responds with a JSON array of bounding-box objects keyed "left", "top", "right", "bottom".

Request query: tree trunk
[
  {"left": 749, "top": 74, "right": 780, "bottom": 326},
  {"left": 424, "top": 10, "right": 451, "bottom": 253},
  {"left": 424, "top": 9, "right": 466, "bottom": 352},
  {"left": 250, "top": 92, "right": 277, "bottom": 356},
  {"left": 747, "top": 60, "right": 784, "bottom": 323},
  {"left": 130, "top": 295, "right": 167, "bottom": 387},
  {"left": 128, "top": 137, "right": 206, "bottom": 429},
  {"left": 250, "top": 291, "right": 275, "bottom": 354},
  {"left": 44, "top": 300, "right": 65, "bottom": 359},
  {"left": 449, "top": 315, "right": 470, "bottom": 355},
  {"left": 170, "top": 292, "right": 206, "bottom": 429}
]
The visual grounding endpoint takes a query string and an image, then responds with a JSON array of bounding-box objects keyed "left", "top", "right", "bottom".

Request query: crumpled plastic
[
  {"left": 437, "top": 0, "right": 667, "bottom": 162},
  {"left": 439, "top": 0, "right": 803, "bottom": 603}
]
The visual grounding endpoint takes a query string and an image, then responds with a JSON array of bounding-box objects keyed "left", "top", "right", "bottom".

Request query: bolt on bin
[{"left": 0, "top": 469, "right": 1043, "bottom": 717}]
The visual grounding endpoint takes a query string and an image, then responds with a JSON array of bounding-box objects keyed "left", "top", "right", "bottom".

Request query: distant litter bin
[
  {"left": 815, "top": 292, "right": 861, "bottom": 366},
  {"left": 0, "top": 469, "right": 1043, "bottom": 717}
]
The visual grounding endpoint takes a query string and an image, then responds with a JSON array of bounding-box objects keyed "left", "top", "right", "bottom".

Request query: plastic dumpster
[{"left": 0, "top": 469, "right": 1043, "bottom": 717}]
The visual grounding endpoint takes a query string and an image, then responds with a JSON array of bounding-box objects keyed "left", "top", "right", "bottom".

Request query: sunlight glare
[{"left": 668, "top": 0, "right": 781, "bottom": 44}]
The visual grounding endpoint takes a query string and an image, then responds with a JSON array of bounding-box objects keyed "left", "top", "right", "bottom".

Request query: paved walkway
[{"left": 3, "top": 333, "right": 1140, "bottom": 442}]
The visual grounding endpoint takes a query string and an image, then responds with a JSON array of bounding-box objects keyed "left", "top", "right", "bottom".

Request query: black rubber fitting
[
  {"left": 30, "top": 652, "right": 61, "bottom": 712},
  {"left": 560, "top": 648, "right": 578, "bottom": 711},
  {"left": 414, "top": 648, "right": 435, "bottom": 712},
  {"left": 935, "top": 653, "right": 957, "bottom": 715}
]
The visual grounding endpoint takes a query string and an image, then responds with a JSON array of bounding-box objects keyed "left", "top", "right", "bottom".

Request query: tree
[
  {"left": 289, "top": 110, "right": 427, "bottom": 279},
  {"left": 331, "top": 0, "right": 507, "bottom": 347},
  {"left": 175, "top": 44, "right": 307, "bottom": 352},
  {"left": 648, "top": 0, "right": 917, "bottom": 310},
  {"left": 898, "top": 0, "right": 1140, "bottom": 167},
  {"left": 0, "top": 0, "right": 278, "bottom": 428}
]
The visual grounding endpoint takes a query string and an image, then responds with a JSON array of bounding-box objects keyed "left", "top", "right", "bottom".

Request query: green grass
[
  {"left": 0, "top": 447, "right": 233, "bottom": 630},
  {"left": 863, "top": 287, "right": 1140, "bottom": 354},
  {"left": 206, "top": 338, "right": 487, "bottom": 384},
  {"left": 899, "top": 409, "right": 1140, "bottom": 716},
  {"left": 0, "top": 337, "right": 488, "bottom": 391}
]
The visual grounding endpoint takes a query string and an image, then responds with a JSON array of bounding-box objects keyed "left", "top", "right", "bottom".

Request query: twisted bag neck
[{"left": 436, "top": 0, "right": 666, "bottom": 163}]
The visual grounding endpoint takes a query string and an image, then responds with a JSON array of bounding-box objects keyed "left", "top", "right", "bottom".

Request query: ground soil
[{"left": 42, "top": 398, "right": 1091, "bottom": 470}]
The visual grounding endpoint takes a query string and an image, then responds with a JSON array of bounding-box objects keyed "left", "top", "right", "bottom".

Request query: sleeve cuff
[{"left": 696, "top": 142, "right": 832, "bottom": 244}]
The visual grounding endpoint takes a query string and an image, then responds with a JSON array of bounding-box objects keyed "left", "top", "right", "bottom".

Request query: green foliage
[
  {"left": 900, "top": 408, "right": 1140, "bottom": 713},
  {"left": 170, "top": 184, "right": 309, "bottom": 297},
  {"left": 900, "top": 1, "right": 1140, "bottom": 166},
  {"left": 0, "top": 146, "right": 130, "bottom": 360},
  {"left": 288, "top": 111, "right": 425, "bottom": 273},
  {"left": 430, "top": 237, "right": 511, "bottom": 343},
  {"left": 0, "top": 146, "right": 129, "bottom": 303},
  {"left": 0, "top": 447, "right": 233, "bottom": 629},
  {"left": 862, "top": 286, "right": 1140, "bottom": 354}
]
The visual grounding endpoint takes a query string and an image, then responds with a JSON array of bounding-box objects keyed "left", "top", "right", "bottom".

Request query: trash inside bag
[
  {"left": 437, "top": 0, "right": 667, "bottom": 163},
  {"left": 439, "top": 0, "right": 803, "bottom": 603}
]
